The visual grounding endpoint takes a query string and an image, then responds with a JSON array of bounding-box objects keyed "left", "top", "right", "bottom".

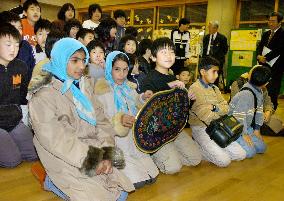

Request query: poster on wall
[
  {"left": 230, "top": 29, "right": 262, "bottom": 51},
  {"left": 232, "top": 51, "right": 254, "bottom": 67}
]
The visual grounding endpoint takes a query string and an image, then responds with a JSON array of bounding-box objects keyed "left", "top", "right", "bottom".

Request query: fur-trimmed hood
[{"left": 94, "top": 78, "right": 137, "bottom": 95}]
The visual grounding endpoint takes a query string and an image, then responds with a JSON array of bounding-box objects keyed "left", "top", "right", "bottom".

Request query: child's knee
[
  {"left": 245, "top": 148, "right": 257, "bottom": 158},
  {"left": 156, "top": 157, "right": 182, "bottom": 174},
  {"left": 163, "top": 162, "right": 182, "bottom": 174},
  {"left": 0, "top": 154, "right": 22, "bottom": 168},
  {"left": 255, "top": 143, "right": 267, "bottom": 154},
  {"left": 214, "top": 155, "right": 231, "bottom": 167},
  {"left": 236, "top": 148, "right": 247, "bottom": 161}
]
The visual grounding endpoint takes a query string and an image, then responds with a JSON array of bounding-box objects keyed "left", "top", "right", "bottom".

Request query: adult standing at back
[
  {"left": 202, "top": 21, "right": 228, "bottom": 88},
  {"left": 171, "top": 18, "right": 190, "bottom": 75},
  {"left": 82, "top": 4, "right": 102, "bottom": 30},
  {"left": 113, "top": 10, "right": 127, "bottom": 49},
  {"left": 256, "top": 12, "right": 284, "bottom": 110}
]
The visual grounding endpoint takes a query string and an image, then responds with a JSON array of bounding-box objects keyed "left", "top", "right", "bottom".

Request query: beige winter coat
[
  {"left": 29, "top": 77, "right": 134, "bottom": 201},
  {"left": 94, "top": 78, "right": 159, "bottom": 184}
]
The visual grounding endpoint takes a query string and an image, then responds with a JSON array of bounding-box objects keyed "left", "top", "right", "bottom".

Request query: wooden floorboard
[{"left": 1, "top": 99, "right": 284, "bottom": 201}]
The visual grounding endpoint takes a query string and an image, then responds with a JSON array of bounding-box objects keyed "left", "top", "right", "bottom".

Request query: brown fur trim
[
  {"left": 28, "top": 73, "right": 52, "bottom": 92},
  {"left": 94, "top": 78, "right": 111, "bottom": 95},
  {"left": 79, "top": 146, "right": 104, "bottom": 177},
  {"left": 112, "top": 112, "right": 129, "bottom": 137},
  {"left": 127, "top": 81, "right": 137, "bottom": 89},
  {"left": 94, "top": 78, "right": 138, "bottom": 96},
  {"left": 102, "top": 147, "right": 125, "bottom": 169}
]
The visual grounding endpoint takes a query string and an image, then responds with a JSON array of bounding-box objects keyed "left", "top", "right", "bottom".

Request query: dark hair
[
  {"left": 0, "top": 23, "right": 21, "bottom": 43},
  {"left": 95, "top": 17, "right": 117, "bottom": 42},
  {"left": 151, "top": 37, "right": 175, "bottom": 57},
  {"left": 125, "top": 26, "right": 138, "bottom": 37},
  {"left": 179, "top": 18, "right": 190, "bottom": 27},
  {"left": 0, "top": 11, "right": 20, "bottom": 23},
  {"left": 113, "top": 9, "right": 126, "bottom": 19},
  {"left": 88, "top": 4, "right": 102, "bottom": 19},
  {"left": 269, "top": 12, "right": 283, "bottom": 23},
  {"left": 250, "top": 65, "right": 271, "bottom": 86},
  {"left": 112, "top": 53, "right": 129, "bottom": 67},
  {"left": 198, "top": 56, "right": 220, "bottom": 72},
  {"left": 138, "top": 39, "right": 153, "bottom": 56},
  {"left": 64, "top": 18, "right": 82, "bottom": 35},
  {"left": 57, "top": 3, "right": 75, "bottom": 21},
  {"left": 86, "top": 39, "right": 105, "bottom": 54},
  {"left": 34, "top": 18, "right": 51, "bottom": 34},
  {"left": 177, "top": 67, "right": 190, "bottom": 75},
  {"left": 126, "top": 53, "right": 137, "bottom": 77},
  {"left": 45, "top": 30, "right": 65, "bottom": 58},
  {"left": 23, "top": 0, "right": 40, "bottom": 12},
  {"left": 76, "top": 28, "right": 94, "bottom": 40},
  {"left": 118, "top": 35, "right": 138, "bottom": 54}
]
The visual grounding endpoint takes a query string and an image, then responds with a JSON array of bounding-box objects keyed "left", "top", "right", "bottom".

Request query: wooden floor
[{"left": 1, "top": 99, "right": 284, "bottom": 201}]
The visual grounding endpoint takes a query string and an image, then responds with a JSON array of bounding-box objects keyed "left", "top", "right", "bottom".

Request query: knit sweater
[
  {"left": 229, "top": 82, "right": 264, "bottom": 133},
  {"left": 189, "top": 79, "right": 228, "bottom": 126},
  {"left": 230, "top": 76, "right": 274, "bottom": 114}
]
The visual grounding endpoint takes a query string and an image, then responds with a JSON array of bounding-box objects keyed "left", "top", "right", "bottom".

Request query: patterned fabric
[
  {"left": 133, "top": 88, "right": 190, "bottom": 153},
  {"left": 105, "top": 51, "right": 137, "bottom": 115},
  {"left": 43, "top": 38, "right": 97, "bottom": 126}
]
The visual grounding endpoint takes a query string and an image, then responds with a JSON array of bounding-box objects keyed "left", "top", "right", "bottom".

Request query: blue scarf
[
  {"left": 43, "top": 38, "right": 96, "bottom": 126},
  {"left": 105, "top": 51, "right": 137, "bottom": 115}
]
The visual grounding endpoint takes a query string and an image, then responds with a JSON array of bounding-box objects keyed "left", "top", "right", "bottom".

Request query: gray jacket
[{"left": 229, "top": 82, "right": 264, "bottom": 134}]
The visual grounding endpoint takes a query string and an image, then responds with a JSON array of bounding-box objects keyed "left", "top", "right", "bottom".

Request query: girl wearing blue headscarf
[
  {"left": 94, "top": 51, "right": 159, "bottom": 189},
  {"left": 29, "top": 38, "right": 134, "bottom": 201}
]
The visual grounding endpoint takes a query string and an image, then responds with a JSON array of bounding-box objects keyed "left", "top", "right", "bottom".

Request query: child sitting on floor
[
  {"left": 94, "top": 51, "right": 159, "bottom": 189},
  {"left": 0, "top": 23, "right": 38, "bottom": 168},
  {"left": 229, "top": 65, "right": 271, "bottom": 158},
  {"left": 176, "top": 67, "right": 193, "bottom": 89},
  {"left": 188, "top": 56, "right": 246, "bottom": 167},
  {"left": 29, "top": 38, "right": 134, "bottom": 201},
  {"left": 140, "top": 37, "right": 202, "bottom": 174}
]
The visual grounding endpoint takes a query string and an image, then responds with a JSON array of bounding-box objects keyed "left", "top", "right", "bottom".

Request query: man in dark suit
[
  {"left": 256, "top": 12, "right": 284, "bottom": 110},
  {"left": 202, "top": 21, "right": 228, "bottom": 88}
]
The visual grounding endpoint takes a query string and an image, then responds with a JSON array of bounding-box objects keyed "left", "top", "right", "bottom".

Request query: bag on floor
[{"left": 0, "top": 104, "right": 22, "bottom": 132}]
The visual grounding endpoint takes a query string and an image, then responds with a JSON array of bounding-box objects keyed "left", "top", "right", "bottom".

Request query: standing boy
[
  {"left": 114, "top": 10, "right": 126, "bottom": 49},
  {"left": 21, "top": 0, "right": 41, "bottom": 47},
  {"left": 33, "top": 18, "right": 51, "bottom": 65},
  {"left": 141, "top": 37, "right": 201, "bottom": 174},
  {"left": 171, "top": 18, "right": 190, "bottom": 75}
]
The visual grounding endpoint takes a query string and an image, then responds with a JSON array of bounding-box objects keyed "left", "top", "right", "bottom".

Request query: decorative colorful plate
[{"left": 133, "top": 88, "right": 190, "bottom": 153}]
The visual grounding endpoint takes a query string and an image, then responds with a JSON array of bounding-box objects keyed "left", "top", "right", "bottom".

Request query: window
[
  {"left": 240, "top": 0, "right": 274, "bottom": 21},
  {"left": 279, "top": 0, "right": 284, "bottom": 17},
  {"left": 133, "top": 8, "right": 155, "bottom": 41},
  {"left": 239, "top": 23, "right": 268, "bottom": 29},
  {"left": 185, "top": 4, "right": 207, "bottom": 23},
  {"left": 133, "top": 8, "right": 154, "bottom": 25},
  {"left": 158, "top": 6, "right": 180, "bottom": 28}
]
